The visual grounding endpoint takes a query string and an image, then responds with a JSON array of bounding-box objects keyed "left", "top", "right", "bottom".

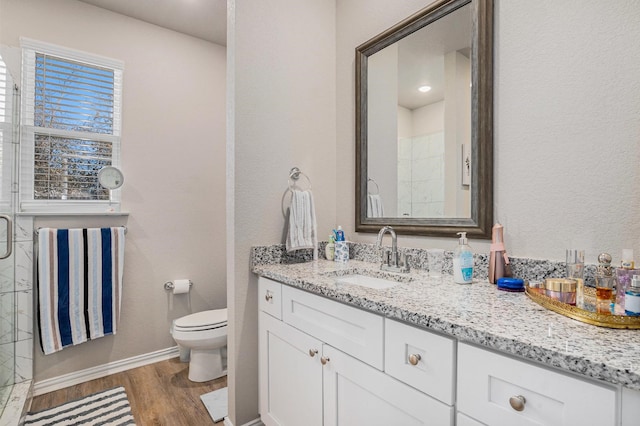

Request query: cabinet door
[
  {"left": 457, "top": 412, "right": 487, "bottom": 426},
  {"left": 259, "top": 312, "right": 323, "bottom": 426},
  {"left": 323, "top": 345, "right": 453, "bottom": 426}
]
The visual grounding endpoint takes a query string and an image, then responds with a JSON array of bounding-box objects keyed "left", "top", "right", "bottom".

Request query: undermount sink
[{"left": 335, "top": 274, "right": 400, "bottom": 290}]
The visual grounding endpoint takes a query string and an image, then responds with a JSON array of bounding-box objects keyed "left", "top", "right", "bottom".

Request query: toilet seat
[{"left": 174, "top": 309, "right": 227, "bottom": 332}]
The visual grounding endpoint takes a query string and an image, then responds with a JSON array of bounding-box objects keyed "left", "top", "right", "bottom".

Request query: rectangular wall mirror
[{"left": 356, "top": 0, "right": 493, "bottom": 238}]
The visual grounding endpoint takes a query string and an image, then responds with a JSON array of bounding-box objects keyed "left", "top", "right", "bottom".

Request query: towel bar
[
  {"left": 288, "top": 167, "right": 312, "bottom": 191},
  {"left": 35, "top": 226, "right": 127, "bottom": 237},
  {"left": 367, "top": 178, "right": 380, "bottom": 195}
]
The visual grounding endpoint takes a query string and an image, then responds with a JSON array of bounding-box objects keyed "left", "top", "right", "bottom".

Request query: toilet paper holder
[{"left": 164, "top": 280, "right": 193, "bottom": 291}]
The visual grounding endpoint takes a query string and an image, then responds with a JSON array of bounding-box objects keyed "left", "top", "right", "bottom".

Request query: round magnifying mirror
[{"left": 98, "top": 166, "right": 124, "bottom": 190}]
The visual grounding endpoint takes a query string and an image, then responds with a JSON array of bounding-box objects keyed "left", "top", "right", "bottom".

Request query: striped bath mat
[{"left": 24, "top": 387, "right": 135, "bottom": 425}]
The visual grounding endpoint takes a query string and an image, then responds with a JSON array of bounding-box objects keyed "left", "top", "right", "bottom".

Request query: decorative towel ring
[
  {"left": 288, "top": 167, "right": 312, "bottom": 191},
  {"left": 367, "top": 178, "right": 380, "bottom": 195}
]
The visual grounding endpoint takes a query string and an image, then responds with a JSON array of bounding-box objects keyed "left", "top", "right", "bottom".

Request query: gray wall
[
  {"left": 337, "top": 0, "right": 640, "bottom": 263},
  {"left": 228, "top": 0, "right": 337, "bottom": 424}
]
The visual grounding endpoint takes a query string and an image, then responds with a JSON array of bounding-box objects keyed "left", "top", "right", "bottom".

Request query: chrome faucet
[{"left": 376, "top": 226, "right": 410, "bottom": 273}]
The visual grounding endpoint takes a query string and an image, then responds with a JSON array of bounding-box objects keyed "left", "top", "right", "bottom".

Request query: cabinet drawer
[
  {"left": 384, "top": 319, "right": 455, "bottom": 405},
  {"left": 282, "top": 285, "right": 384, "bottom": 369},
  {"left": 458, "top": 343, "right": 617, "bottom": 426},
  {"left": 259, "top": 277, "right": 282, "bottom": 319}
]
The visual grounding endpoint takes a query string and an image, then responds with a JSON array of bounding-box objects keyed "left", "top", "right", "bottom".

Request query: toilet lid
[{"left": 175, "top": 308, "right": 227, "bottom": 328}]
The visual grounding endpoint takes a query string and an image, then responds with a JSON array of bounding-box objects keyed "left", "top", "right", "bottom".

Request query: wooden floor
[{"left": 30, "top": 358, "right": 227, "bottom": 425}]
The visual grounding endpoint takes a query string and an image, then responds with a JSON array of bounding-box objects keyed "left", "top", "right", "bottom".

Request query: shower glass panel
[{"left": 0, "top": 51, "right": 17, "bottom": 417}]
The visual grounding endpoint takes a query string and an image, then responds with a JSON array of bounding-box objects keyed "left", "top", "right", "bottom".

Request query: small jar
[
  {"left": 624, "top": 275, "right": 640, "bottom": 316},
  {"left": 544, "top": 278, "right": 577, "bottom": 305},
  {"left": 528, "top": 281, "right": 545, "bottom": 295}
]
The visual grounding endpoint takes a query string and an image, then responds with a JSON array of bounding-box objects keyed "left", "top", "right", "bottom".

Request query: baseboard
[
  {"left": 33, "top": 346, "right": 180, "bottom": 396},
  {"left": 223, "top": 417, "right": 263, "bottom": 426}
]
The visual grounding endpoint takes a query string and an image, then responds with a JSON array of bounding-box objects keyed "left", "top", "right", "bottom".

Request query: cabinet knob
[
  {"left": 408, "top": 354, "right": 422, "bottom": 366},
  {"left": 265, "top": 291, "right": 273, "bottom": 302},
  {"left": 308, "top": 349, "right": 318, "bottom": 357},
  {"left": 509, "top": 395, "right": 526, "bottom": 412},
  {"left": 321, "top": 356, "right": 330, "bottom": 365}
]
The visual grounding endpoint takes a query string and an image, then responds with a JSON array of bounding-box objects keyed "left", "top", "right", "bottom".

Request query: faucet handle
[
  {"left": 400, "top": 253, "right": 411, "bottom": 271},
  {"left": 382, "top": 248, "right": 391, "bottom": 265}
]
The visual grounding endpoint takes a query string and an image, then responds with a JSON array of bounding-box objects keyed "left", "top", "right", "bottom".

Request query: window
[{"left": 21, "top": 39, "right": 123, "bottom": 212}]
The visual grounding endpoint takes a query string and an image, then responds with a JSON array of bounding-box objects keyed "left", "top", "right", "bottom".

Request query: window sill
[{"left": 16, "top": 211, "right": 129, "bottom": 217}]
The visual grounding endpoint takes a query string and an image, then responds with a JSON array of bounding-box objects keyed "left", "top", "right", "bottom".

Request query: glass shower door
[{"left": 0, "top": 51, "right": 17, "bottom": 417}]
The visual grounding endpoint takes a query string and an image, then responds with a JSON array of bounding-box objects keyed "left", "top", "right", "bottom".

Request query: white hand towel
[
  {"left": 286, "top": 189, "right": 318, "bottom": 260},
  {"left": 367, "top": 194, "right": 385, "bottom": 218}
]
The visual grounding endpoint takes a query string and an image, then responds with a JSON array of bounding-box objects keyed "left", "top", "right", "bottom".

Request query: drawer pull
[
  {"left": 309, "top": 349, "right": 318, "bottom": 357},
  {"left": 509, "top": 395, "right": 526, "bottom": 412},
  {"left": 321, "top": 356, "right": 330, "bottom": 365},
  {"left": 408, "top": 353, "right": 422, "bottom": 366},
  {"left": 265, "top": 291, "right": 273, "bottom": 302}
]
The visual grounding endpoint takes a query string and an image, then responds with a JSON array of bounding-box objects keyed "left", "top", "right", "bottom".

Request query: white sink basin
[{"left": 336, "top": 274, "right": 399, "bottom": 290}]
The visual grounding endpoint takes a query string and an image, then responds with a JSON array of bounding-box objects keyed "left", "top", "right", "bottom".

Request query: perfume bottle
[
  {"left": 595, "top": 253, "right": 615, "bottom": 315},
  {"left": 615, "top": 249, "right": 640, "bottom": 309},
  {"left": 625, "top": 275, "right": 640, "bottom": 316},
  {"left": 566, "top": 249, "right": 585, "bottom": 308}
]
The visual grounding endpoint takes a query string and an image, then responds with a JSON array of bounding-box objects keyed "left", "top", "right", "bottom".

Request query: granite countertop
[{"left": 252, "top": 258, "right": 640, "bottom": 391}]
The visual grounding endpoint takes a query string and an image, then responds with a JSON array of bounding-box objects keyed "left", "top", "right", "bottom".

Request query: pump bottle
[{"left": 453, "top": 232, "right": 474, "bottom": 284}]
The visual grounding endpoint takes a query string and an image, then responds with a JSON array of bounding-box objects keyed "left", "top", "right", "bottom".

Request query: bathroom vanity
[{"left": 253, "top": 256, "right": 640, "bottom": 426}]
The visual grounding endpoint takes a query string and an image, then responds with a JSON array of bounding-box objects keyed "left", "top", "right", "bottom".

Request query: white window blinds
[{"left": 21, "top": 39, "right": 123, "bottom": 211}]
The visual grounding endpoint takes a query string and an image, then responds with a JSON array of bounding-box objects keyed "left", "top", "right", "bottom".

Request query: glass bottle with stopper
[{"left": 595, "top": 253, "right": 615, "bottom": 314}]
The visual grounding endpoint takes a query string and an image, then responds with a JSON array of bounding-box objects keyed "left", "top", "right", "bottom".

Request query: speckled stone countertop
[{"left": 251, "top": 246, "right": 640, "bottom": 391}]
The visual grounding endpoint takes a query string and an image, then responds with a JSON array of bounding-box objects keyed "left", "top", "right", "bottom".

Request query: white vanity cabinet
[
  {"left": 258, "top": 277, "right": 454, "bottom": 425},
  {"left": 258, "top": 276, "right": 639, "bottom": 426}
]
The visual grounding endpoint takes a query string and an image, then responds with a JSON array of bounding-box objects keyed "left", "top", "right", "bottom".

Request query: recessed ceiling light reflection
[{"left": 418, "top": 85, "right": 431, "bottom": 93}]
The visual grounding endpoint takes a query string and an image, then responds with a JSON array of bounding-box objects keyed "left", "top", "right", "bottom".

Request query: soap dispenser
[{"left": 453, "top": 232, "right": 474, "bottom": 284}]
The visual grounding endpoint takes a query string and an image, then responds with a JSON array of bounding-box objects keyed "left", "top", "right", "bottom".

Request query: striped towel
[{"left": 37, "top": 227, "right": 126, "bottom": 355}]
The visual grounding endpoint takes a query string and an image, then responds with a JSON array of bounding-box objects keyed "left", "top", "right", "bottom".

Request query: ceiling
[
  {"left": 395, "top": 4, "right": 472, "bottom": 110},
  {"left": 77, "top": 0, "right": 227, "bottom": 46}
]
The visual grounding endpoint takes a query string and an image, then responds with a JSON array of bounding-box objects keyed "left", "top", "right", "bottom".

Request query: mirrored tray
[{"left": 525, "top": 285, "right": 640, "bottom": 329}]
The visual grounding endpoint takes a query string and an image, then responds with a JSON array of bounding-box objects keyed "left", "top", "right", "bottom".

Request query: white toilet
[{"left": 171, "top": 308, "right": 228, "bottom": 382}]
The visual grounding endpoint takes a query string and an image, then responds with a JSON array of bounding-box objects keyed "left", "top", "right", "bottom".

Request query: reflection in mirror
[
  {"left": 368, "top": 4, "right": 471, "bottom": 219},
  {"left": 356, "top": 0, "right": 493, "bottom": 238}
]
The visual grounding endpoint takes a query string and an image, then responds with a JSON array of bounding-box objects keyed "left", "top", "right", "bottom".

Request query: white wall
[
  {"left": 412, "top": 101, "right": 444, "bottom": 136},
  {"left": 0, "top": 0, "right": 227, "bottom": 380},
  {"left": 338, "top": 0, "right": 640, "bottom": 264},
  {"left": 368, "top": 45, "right": 399, "bottom": 218},
  {"left": 443, "top": 50, "right": 471, "bottom": 217},
  {"left": 228, "top": 0, "right": 336, "bottom": 424}
]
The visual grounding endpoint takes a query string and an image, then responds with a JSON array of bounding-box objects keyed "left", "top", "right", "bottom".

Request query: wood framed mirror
[{"left": 356, "top": 0, "right": 493, "bottom": 238}]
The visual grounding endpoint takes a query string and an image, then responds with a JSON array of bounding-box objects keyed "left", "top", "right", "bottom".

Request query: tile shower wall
[
  {"left": 13, "top": 217, "right": 33, "bottom": 384},
  {"left": 397, "top": 133, "right": 445, "bottom": 217},
  {"left": 0, "top": 217, "right": 34, "bottom": 386}
]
